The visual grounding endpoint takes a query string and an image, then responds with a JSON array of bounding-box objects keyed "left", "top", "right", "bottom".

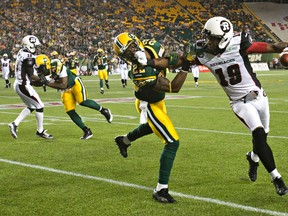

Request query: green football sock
[
  {"left": 99, "top": 80, "right": 103, "bottom": 88},
  {"left": 67, "top": 110, "right": 86, "bottom": 130},
  {"left": 80, "top": 100, "right": 101, "bottom": 111},
  {"left": 127, "top": 123, "right": 153, "bottom": 141},
  {"left": 158, "top": 140, "right": 179, "bottom": 184}
]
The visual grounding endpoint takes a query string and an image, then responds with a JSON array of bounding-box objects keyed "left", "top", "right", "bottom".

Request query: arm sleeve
[
  {"left": 22, "top": 58, "right": 35, "bottom": 81},
  {"left": 246, "top": 42, "right": 268, "bottom": 54}
]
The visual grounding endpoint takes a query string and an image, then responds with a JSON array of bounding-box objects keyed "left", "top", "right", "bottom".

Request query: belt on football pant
[{"left": 242, "top": 91, "right": 259, "bottom": 103}]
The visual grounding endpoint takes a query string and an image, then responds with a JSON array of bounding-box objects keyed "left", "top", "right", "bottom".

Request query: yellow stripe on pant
[
  {"left": 61, "top": 77, "right": 87, "bottom": 112},
  {"left": 135, "top": 99, "right": 179, "bottom": 144}
]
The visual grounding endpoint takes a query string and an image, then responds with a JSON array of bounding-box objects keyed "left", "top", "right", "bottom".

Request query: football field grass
[{"left": 0, "top": 70, "right": 287, "bottom": 216}]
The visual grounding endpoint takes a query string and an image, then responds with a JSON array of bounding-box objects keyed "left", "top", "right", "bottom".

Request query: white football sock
[
  {"left": 14, "top": 107, "right": 31, "bottom": 126},
  {"left": 156, "top": 183, "right": 168, "bottom": 192},
  {"left": 270, "top": 169, "right": 281, "bottom": 180},
  {"left": 251, "top": 151, "right": 260, "bottom": 163},
  {"left": 35, "top": 111, "right": 44, "bottom": 133},
  {"left": 123, "top": 135, "right": 131, "bottom": 145}
]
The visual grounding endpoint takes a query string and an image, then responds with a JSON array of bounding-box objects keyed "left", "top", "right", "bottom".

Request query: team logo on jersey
[{"left": 220, "top": 20, "right": 231, "bottom": 33}]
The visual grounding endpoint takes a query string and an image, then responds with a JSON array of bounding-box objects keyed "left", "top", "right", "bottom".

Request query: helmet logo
[
  {"left": 220, "top": 20, "right": 231, "bottom": 33},
  {"left": 128, "top": 33, "right": 135, "bottom": 39},
  {"left": 29, "top": 37, "right": 37, "bottom": 44}
]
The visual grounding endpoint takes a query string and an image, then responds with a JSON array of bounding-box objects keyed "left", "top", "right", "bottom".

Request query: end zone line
[{"left": 0, "top": 158, "right": 287, "bottom": 216}]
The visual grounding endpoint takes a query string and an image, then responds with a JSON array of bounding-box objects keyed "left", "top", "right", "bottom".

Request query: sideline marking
[{"left": 0, "top": 158, "right": 287, "bottom": 216}]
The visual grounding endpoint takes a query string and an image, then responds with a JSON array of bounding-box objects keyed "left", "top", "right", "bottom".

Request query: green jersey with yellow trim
[
  {"left": 51, "top": 66, "right": 77, "bottom": 89},
  {"left": 129, "top": 39, "right": 166, "bottom": 103},
  {"left": 66, "top": 57, "right": 79, "bottom": 70},
  {"left": 93, "top": 55, "right": 108, "bottom": 70},
  {"left": 66, "top": 68, "right": 77, "bottom": 87}
]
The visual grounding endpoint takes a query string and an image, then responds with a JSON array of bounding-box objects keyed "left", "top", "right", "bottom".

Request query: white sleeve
[{"left": 59, "top": 67, "right": 68, "bottom": 78}]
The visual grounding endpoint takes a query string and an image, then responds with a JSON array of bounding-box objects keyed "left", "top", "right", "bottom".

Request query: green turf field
[{"left": 0, "top": 70, "right": 287, "bottom": 216}]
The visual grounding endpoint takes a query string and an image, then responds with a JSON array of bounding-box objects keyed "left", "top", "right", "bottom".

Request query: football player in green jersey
[
  {"left": 35, "top": 54, "right": 113, "bottom": 140},
  {"left": 113, "top": 32, "right": 192, "bottom": 203},
  {"left": 92, "top": 48, "right": 110, "bottom": 94},
  {"left": 66, "top": 51, "right": 79, "bottom": 75}
]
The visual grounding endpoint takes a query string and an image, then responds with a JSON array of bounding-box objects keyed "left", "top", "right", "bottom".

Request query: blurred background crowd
[{"left": 0, "top": 0, "right": 285, "bottom": 74}]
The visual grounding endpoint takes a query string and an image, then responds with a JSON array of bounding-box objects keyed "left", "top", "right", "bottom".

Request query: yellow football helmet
[
  {"left": 97, "top": 48, "right": 104, "bottom": 56},
  {"left": 50, "top": 50, "right": 59, "bottom": 57},
  {"left": 113, "top": 32, "right": 144, "bottom": 63},
  {"left": 35, "top": 54, "right": 51, "bottom": 76}
]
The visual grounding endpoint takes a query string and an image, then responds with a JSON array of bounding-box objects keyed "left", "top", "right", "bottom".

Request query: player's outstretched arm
[
  {"left": 152, "top": 59, "right": 190, "bottom": 93},
  {"left": 267, "top": 42, "right": 288, "bottom": 53},
  {"left": 247, "top": 42, "right": 288, "bottom": 54}
]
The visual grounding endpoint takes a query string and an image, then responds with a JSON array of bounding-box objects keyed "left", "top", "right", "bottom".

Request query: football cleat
[
  {"left": 105, "top": 83, "right": 110, "bottom": 89},
  {"left": 80, "top": 128, "right": 93, "bottom": 140},
  {"left": 8, "top": 122, "right": 18, "bottom": 139},
  {"left": 36, "top": 129, "right": 53, "bottom": 139},
  {"left": 246, "top": 152, "right": 259, "bottom": 182},
  {"left": 153, "top": 188, "right": 176, "bottom": 203},
  {"left": 273, "top": 177, "right": 288, "bottom": 196},
  {"left": 100, "top": 89, "right": 104, "bottom": 94},
  {"left": 115, "top": 136, "right": 130, "bottom": 158},
  {"left": 100, "top": 108, "right": 113, "bottom": 123}
]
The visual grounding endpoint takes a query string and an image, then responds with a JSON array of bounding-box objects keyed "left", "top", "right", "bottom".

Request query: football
[{"left": 279, "top": 47, "right": 288, "bottom": 67}]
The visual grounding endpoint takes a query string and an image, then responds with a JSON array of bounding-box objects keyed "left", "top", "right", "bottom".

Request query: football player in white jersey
[
  {"left": 189, "top": 64, "right": 200, "bottom": 87},
  {"left": 192, "top": 17, "right": 288, "bottom": 196},
  {"left": 1, "top": 53, "right": 12, "bottom": 88},
  {"left": 195, "top": 17, "right": 287, "bottom": 196},
  {"left": 141, "top": 16, "right": 288, "bottom": 196},
  {"left": 118, "top": 57, "right": 129, "bottom": 88},
  {"left": 8, "top": 35, "right": 53, "bottom": 140}
]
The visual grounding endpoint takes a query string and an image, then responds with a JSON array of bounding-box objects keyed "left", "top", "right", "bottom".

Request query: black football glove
[{"left": 39, "top": 74, "right": 49, "bottom": 85}]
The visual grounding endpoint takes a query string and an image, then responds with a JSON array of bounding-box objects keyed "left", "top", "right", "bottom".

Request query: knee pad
[
  {"left": 28, "top": 108, "right": 35, "bottom": 113},
  {"left": 36, "top": 108, "right": 43, "bottom": 113}
]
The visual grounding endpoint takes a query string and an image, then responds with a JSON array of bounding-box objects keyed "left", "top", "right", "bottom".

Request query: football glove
[
  {"left": 194, "top": 39, "right": 206, "bottom": 56},
  {"left": 39, "top": 74, "right": 49, "bottom": 85},
  {"left": 134, "top": 50, "right": 147, "bottom": 66},
  {"left": 182, "top": 42, "right": 196, "bottom": 71},
  {"left": 168, "top": 52, "right": 181, "bottom": 66},
  {"left": 183, "top": 42, "right": 195, "bottom": 60}
]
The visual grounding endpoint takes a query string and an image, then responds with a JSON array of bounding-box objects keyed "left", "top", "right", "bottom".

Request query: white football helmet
[
  {"left": 21, "top": 35, "right": 41, "bottom": 53},
  {"left": 202, "top": 16, "right": 233, "bottom": 49}
]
